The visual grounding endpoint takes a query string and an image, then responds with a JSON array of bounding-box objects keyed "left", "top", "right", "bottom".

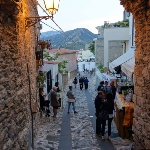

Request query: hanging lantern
[{"left": 43, "top": 0, "right": 60, "bottom": 16}]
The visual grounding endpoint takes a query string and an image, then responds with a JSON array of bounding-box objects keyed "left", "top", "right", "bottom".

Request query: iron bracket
[{"left": 25, "top": 16, "right": 53, "bottom": 29}]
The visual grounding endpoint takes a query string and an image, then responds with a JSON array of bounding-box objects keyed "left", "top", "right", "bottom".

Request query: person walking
[
  {"left": 97, "top": 94, "right": 109, "bottom": 140},
  {"left": 95, "top": 91, "right": 109, "bottom": 140},
  {"left": 66, "top": 86, "right": 77, "bottom": 114},
  {"left": 84, "top": 77, "right": 89, "bottom": 90},
  {"left": 106, "top": 93, "right": 114, "bottom": 140},
  {"left": 51, "top": 86, "right": 60, "bottom": 118},
  {"left": 97, "top": 81, "right": 104, "bottom": 91},
  {"left": 73, "top": 77, "right": 78, "bottom": 88},
  {"left": 39, "top": 88, "right": 50, "bottom": 117},
  {"left": 94, "top": 91, "right": 104, "bottom": 136},
  {"left": 110, "top": 81, "right": 116, "bottom": 101},
  {"left": 79, "top": 76, "right": 84, "bottom": 90},
  {"left": 104, "top": 81, "right": 112, "bottom": 96}
]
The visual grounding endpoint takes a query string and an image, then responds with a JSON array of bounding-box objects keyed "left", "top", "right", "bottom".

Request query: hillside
[{"left": 40, "top": 28, "right": 97, "bottom": 50}]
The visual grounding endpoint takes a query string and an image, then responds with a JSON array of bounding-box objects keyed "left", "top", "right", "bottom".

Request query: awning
[
  {"left": 121, "top": 57, "right": 135, "bottom": 79},
  {"left": 109, "top": 48, "right": 135, "bottom": 73}
]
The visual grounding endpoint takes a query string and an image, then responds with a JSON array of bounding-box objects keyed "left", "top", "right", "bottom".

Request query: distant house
[
  {"left": 95, "top": 10, "right": 130, "bottom": 70},
  {"left": 76, "top": 50, "right": 95, "bottom": 72},
  {"left": 109, "top": 13, "right": 135, "bottom": 79},
  {"left": 48, "top": 48, "right": 77, "bottom": 79}
]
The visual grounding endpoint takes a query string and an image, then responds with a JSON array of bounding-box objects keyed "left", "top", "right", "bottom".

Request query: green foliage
[
  {"left": 58, "top": 60, "right": 68, "bottom": 73},
  {"left": 123, "top": 90, "right": 128, "bottom": 96},
  {"left": 88, "top": 41, "right": 95, "bottom": 54},
  {"left": 100, "top": 19, "right": 129, "bottom": 28},
  {"left": 98, "top": 64, "right": 104, "bottom": 73},
  {"left": 114, "top": 20, "right": 129, "bottom": 27},
  {"left": 37, "top": 72, "right": 46, "bottom": 84},
  {"left": 43, "top": 50, "right": 60, "bottom": 61},
  {"left": 38, "top": 40, "right": 49, "bottom": 45}
]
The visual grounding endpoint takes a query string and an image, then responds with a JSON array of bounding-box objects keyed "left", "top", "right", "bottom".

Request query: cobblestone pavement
[{"left": 35, "top": 74, "right": 133, "bottom": 150}]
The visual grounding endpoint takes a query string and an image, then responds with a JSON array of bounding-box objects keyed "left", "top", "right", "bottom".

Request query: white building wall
[
  {"left": 78, "top": 61, "right": 95, "bottom": 72},
  {"left": 129, "top": 13, "right": 135, "bottom": 48},
  {"left": 104, "top": 27, "right": 129, "bottom": 68},
  {"left": 41, "top": 63, "right": 58, "bottom": 98}
]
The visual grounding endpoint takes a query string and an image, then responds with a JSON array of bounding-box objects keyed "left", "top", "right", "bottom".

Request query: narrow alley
[{"left": 35, "top": 74, "right": 132, "bottom": 150}]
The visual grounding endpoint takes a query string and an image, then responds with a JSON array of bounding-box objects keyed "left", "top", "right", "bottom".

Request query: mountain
[
  {"left": 40, "top": 28, "right": 97, "bottom": 50},
  {"left": 40, "top": 31, "right": 60, "bottom": 39}
]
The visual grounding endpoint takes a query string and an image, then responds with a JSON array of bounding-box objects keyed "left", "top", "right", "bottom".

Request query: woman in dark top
[
  {"left": 106, "top": 93, "right": 114, "bottom": 140},
  {"left": 94, "top": 91, "right": 106, "bottom": 138},
  {"left": 110, "top": 81, "right": 116, "bottom": 101},
  {"left": 73, "top": 77, "right": 78, "bottom": 88},
  {"left": 97, "top": 81, "right": 104, "bottom": 91}
]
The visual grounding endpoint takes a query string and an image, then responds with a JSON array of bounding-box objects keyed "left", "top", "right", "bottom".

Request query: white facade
[
  {"left": 40, "top": 62, "right": 59, "bottom": 99},
  {"left": 78, "top": 61, "right": 95, "bottom": 72},
  {"left": 104, "top": 27, "right": 129, "bottom": 68},
  {"left": 76, "top": 49, "right": 95, "bottom": 61},
  {"left": 108, "top": 13, "right": 136, "bottom": 79},
  {"left": 129, "top": 13, "right": 136, "bottom": 48}
]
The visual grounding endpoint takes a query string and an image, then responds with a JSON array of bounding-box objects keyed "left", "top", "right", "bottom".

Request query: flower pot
[{"left": 41, "top": 44, "right": 47, "bottom": 49}]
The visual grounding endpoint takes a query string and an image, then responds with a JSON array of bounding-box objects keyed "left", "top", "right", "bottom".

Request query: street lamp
[
  {"left": 43, "top": 0, "right": 60, "bottom": 17},
  {"left": 25, "top": 0, "right": 60, "bottom": 28}
]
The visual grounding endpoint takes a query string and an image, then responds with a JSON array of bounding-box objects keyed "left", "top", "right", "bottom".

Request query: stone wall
[
  {"left": 108, "top": 41, "right": 123, "bottom": 63},
  {"left": 120, "top": 0, "right": 150, "bottom": 149},
  {"left": 0, "top": 0, "right": 39, "bottom": 149},
  {"left": 94, "top": 38, "right": 104, "bottom": 65}
]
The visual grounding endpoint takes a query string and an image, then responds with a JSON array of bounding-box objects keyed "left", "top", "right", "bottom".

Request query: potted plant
[
  {"left": 38, "top": 40, "right": 49, "bottom": 49},
  {"left": 36, "top": 71, "right": 46, "bottom": 85}
]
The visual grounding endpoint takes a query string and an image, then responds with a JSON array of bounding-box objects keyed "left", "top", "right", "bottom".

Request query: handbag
[{"left": 98, "top": 110, "right": 109, "bottom": 120}]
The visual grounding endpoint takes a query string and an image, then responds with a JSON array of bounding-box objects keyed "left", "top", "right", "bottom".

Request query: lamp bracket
[{"left": 25, "top": 16, "right": 53, "bottom": 29}]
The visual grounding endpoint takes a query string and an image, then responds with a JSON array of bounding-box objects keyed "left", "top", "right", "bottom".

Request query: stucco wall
[
  {"left": 41, "top": 63, "right": 58, "bottom": 98},
  {"left": 57, "top": 53, "right": 77, "bottom": 72},
  {"left": 78, "top": 61, "right": 96, "bottom": 72},
  {"left": 120, "top": 0, "right": 150, "bottom": 149},
  {"left": 104, "top": 27, "right": 129, "bottom": 67},
  {"left": 0, "top": 0, "right": 39, "bottom": 149}
]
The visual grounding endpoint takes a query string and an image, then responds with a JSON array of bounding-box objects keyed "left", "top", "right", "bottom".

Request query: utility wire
[
  {"left": 41, "top": 21, "right": 85, "bottom": 48},
  {"left": 40, "top": 21, "right": 62, "bottom": 34},
  {"left": 40, "top": 21, "right": 67, "bottom": 48},
  {"left": 37, "top": 1, "right": 81, "bottom": 45}
]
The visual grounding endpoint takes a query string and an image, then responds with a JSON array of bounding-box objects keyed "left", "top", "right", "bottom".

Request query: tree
[
  {"left": 43, "top": 50, "right": 60, "bottom": 61},
  {"left": 58, "top": 60, "right": 68, "bottom": 73},
  {"left": 88, "top": 41, "right": 95, "bottom": 54}
]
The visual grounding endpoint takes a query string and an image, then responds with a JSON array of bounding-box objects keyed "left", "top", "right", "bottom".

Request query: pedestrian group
[
  {"left": 95, "top": 80, "right": 116, "bottom": 141},
  {"left": 39, "top": 73, "right": 116, "bottom": 141}
]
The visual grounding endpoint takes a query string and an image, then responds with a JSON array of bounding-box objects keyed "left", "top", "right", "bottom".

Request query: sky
[{"left": 38, "top": 0, "right": 124, "bottom": 34}]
